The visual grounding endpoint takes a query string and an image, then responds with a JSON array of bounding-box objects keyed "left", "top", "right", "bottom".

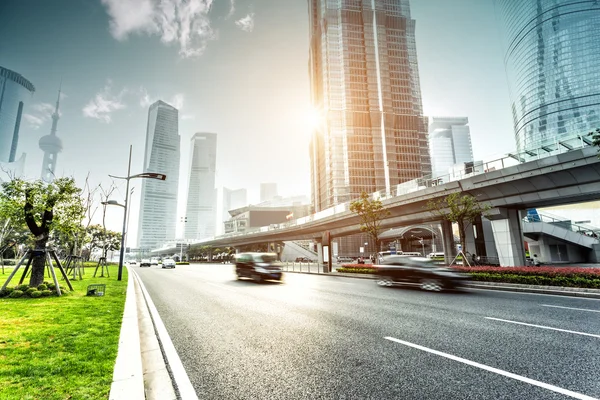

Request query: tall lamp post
[
  {"left": 108, "top": 145, "right": 167, "bottom": 281},
  {"left": 413, "top": 235, "right": 425, "bottom": 256}
]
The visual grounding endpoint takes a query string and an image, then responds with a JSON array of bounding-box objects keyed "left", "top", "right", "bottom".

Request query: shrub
[
  {"left": 9, "top": 290, "right": 23, "bottom": 298},
  {"left": 337, "top": 267, "right": 378, "bottom": 274},
  {"left": 25, "top": 288, "right": 37, "bottom": 296},
  {"left": 0, "top": 287, "right": 14, "bottom": 297},
  {"left": 37, "top": 284, "right": 48, "bottom": 291},
  {"left": 15, "top": 284, "right": 29, "bottom": 292},
  {"left": 30, "top": 291, "right": 42, "bottom": 298},
  {"left": 41, "top": 290, "right": 52, "bottom": 297}
]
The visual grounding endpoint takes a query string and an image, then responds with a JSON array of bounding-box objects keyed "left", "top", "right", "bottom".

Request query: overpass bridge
[{"left": 154, "top": 142, "right": 600, "bottom": 266}]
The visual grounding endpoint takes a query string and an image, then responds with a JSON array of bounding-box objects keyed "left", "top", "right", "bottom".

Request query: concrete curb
[
  {"left": 283, "top": 270, "right": 600, "bottom": 299},
  {"left": 110, "top": 266, "right": 199, "bottom": 400},
  {"left": 109, "top": 266, "right": 144, "bottom": 400}
]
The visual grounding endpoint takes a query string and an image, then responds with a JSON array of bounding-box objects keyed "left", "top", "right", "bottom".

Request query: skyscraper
[
  {"left": 0, "top": 66, "right": 35, "bottom": 163},
  {"left": 137, "top": 100, "right": 180, "bottom": 250},
  {"left": 184, "top": 132, "right": 217, "bottom": 240},
  {"left": 429, "top": 117, "right": 473, "bottom": 178},
  {"left": 220, "top": 187, "right": 247, "bottom": 235},
  {"left": 495, "top": 0, "right": 600, "bottom": 153},
  {"left": 260, "top": 182, "right": 278, "bottom": 203},
  {"left": 39, "top": 87, "right": 63, "bottom": 182},
  {"left": 308, "top": 0, "right": 431, "bottom": 212}
]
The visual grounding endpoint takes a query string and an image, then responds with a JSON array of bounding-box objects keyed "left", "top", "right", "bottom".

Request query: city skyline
[{"left": 1, "top": 0, "right": 516, "bottom": 244}]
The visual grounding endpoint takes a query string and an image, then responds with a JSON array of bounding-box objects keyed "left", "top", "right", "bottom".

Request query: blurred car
[
  {"left": 151, "top": 257, "right": 159, "bottom": 265},
  {"left": 128, "top": 260, "right": 137, "bottom": 266},
  {"left": 140, "top": 259, "right": 151, "bottom": 267},
  {"left": 295, "top": 257, "right": 313, "bottom": 262},
  {"left": 374, "top": 256, "right": 470, "bottom": 291},
  {"left": 162, "top": 258, "right": 176, "bottom": 269},
  {"left": 235, "top": 252, "right": 282, "bottom": 282},
  {"left": 336, "top": 256, "right": 356, "bottom": 264}
]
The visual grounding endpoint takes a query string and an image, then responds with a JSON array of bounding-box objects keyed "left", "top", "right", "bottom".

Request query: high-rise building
[
  {"left": 137, "top": 100, "right": 180, "bottom": 250},
  {"left": 495, "top": 0, "right": 600, "bottom": 153},
  {"left": 429, "top": 117, "right": 473, "bottom": 178},
  {"left": 260, "top": 182, "right": 278, "bottom": 203},
  {"left": 39, "top": 87, "right": 63, "bottom": 182},
  {"left": 0, "top": 66, "right": 35, "bottom": 163},
  {"left": 223, "top": 187, "right": 247, "bottom": 221},
  {"left": 185, "top": 132, "right": 217, "bottom": 240},
  {"left": 308, "top": 0, "right": 431, "bottom": 212}
]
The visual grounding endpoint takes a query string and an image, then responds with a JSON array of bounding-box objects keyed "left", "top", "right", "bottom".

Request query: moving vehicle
[
  {"left": 151, "top": 257, "right": 159, "bottom": 265},
  {"left": 235, "top": 252, "right": 282, "bottom": 282},
  {"left": 374, "top": 256, "right": 470, "bottom": 291},
  {"left": 377, "top": 251, "right": 421, "bottom": 263},
  {"left": 162, "top": 258, "right": 176, "bottom": 269},
  {"left": 128, "top": 260, "right": 137, "bottom": 266},
  {"left": 140, "top": 259, "right": 151, "bottom": 267}
]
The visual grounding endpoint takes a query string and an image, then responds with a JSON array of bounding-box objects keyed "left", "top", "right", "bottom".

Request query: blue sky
[{"left": 0, "top": 0, "right": 514, "bottom": 244}]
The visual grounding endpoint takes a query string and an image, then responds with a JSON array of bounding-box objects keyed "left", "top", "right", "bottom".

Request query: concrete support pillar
[
  {"left": 487, "top": 207, "right": 527, "bottom": 267},
  {"left": 207, "top": 248, "right": 213, "bottom": 262},
  {"left": 463, "top": 221, "right": 476, "bottom": 255},
  {"left": 317, "top": 242, "right": 324, "bottom": 267},
  {"left": 441, "top": 219, "right": 456, "bottom": 264}
]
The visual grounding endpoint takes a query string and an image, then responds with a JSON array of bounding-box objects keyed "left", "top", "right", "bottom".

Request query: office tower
[
  {"left": 0, "top": 66, "right": 35, "bottom": 163},
  {"left": 260, "top": 182, "right": 278, "bottom": 203},
  {"left": 137, "top": 100, "right": 180, "bottom": 250},
  {"left": 39, "top": 87, "right": 63, "bottom": 182},
  {"left": 185, "top": 132, "right": 217, "bottom": 240},
  {"left": 308, "top": 0, "right": 431, "bottom": 212},
  {"left": 223, "top": 187, "right": 247, "bottom": 221},
  {"left": 429, "top": 117, "right": 473, "bottom": 178},
  {"left": 495, "top": 0, "right": 600, "bottom": 153}
]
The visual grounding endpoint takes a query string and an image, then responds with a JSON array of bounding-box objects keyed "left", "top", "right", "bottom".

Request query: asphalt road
[{"left": 134, "top": 263, "right": 600, "bottom": 400}]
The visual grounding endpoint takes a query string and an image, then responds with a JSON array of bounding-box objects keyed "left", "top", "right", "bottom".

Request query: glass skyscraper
[
  {"left": 137, "top": 100, "right": 180, "bottom": 250},
  {"left": 184, "top": 132, "right": 217, "bottom": 240},
  {"left": 495, "top": 0, "right": 600, "bottom": 153},
  {"left": 429, "top": 117, "right": 473, "bottom": 179},
  {"left": 0, "top": 66, "right": 35, "bottom": 163},
  {"left": 308, "top": 0, "right": 431, "bottom": 212}
]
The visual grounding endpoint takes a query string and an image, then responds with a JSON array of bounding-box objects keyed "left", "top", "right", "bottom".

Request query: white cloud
[
  {"left": 235, "top": 13, "right": 254, "bottom": 32},
  {"left": 82, "top": 81, "right": 127, "bottom": 123},
  {"left": 139, "top": 87, "right": 185, "bottom": 110},
  {"left": 23, "top": 102, "right": 58, "bottom": 129},
  {"left": 226, "top": 0, "right": 235, "bottom": 18},
  {"left": 100, "top": 0, "right": 216, "bottom": 58}
]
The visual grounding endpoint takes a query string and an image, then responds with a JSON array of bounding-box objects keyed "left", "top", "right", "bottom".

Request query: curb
[
  {"left": 283, "top": 270, "right": 600, "bottom": 299},
  {"left": 110, "top": 266, "right": 199, "bottom": 400}
]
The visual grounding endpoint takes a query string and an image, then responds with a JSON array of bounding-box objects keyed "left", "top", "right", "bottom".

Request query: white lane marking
[
  {"left": 205, "top": 282, "right": 238, "bottom": 293},
  {"left": 467, "top": 287, "right": 600, "bottom": 301},
  {"left": 384, "top": 336, "right": 598, "bottom": 400},
  {"left": 485, "top": 317, "right": 600, "bottom": 339},
  {"left": 132, "top": 269, "right": 199, "bottom": 400},
  {"left": 541, "top": 304, "right": 600, "bottom": 313}
]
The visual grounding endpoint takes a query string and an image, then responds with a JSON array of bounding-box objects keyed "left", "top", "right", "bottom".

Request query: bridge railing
[{"left": 523, "top": 211, "right": 600, "bottom": 239}]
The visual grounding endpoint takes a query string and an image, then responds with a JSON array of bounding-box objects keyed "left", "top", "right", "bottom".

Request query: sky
[{"left": 0, "top": 0, "right": 515, "bottom": 246}]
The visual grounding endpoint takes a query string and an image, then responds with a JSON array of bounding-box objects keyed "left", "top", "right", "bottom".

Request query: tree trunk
[
  {"left": 457, "top": 219, "right": 467, "bottom": 255},
  {"left": 29, "top": 237, "right": 48, "bottom": 287}
]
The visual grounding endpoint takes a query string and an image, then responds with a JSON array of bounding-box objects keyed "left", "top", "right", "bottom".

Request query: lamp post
[
  {"left": 413, "top": 235, "right": 425, "bottom": 256},
  {"left": 108, "top": 145, "right": 167, "bottom": 281}
]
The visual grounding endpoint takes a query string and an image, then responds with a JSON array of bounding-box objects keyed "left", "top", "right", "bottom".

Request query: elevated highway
[{"left": 155, "top": 146, "right": 600, "bottom": 265}]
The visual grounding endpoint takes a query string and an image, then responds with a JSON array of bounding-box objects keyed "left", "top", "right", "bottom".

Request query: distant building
[
  {"left": 260, "top": 183, "right": 278, "bottom": 203},
  {"left": 0, "top": 66, "right": 35, "bottom": 164},
  {"left": 185, "top": 132, "right": 217, "bottom": 240},
  {"left": 222, "top": 187, "right": 247, "bottom": 232},
  {"left": 137, "top": 100, "right": 180, "bottom": 250},
  {"left": 428, "top": 117, "right": 473, "bottom": 179},
  {"left": 224, "top": 204, "right": 312, "bottom": 235},
  {"left": 308, "top": 0, "right": 431, "bottom": 212},
  {"left": 496, "top": 0, "right": 600, "bottom": 153},
  {"left": 39, "top": 88, "right": 63, "bottom": 182}
]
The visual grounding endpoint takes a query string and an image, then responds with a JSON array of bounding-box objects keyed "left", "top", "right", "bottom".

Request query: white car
[
  {"left": 162, "top": 258, "right": 176, "bottom": 269},
  {"left": 151, "top": 258, "right": 159, "bottom": 265}
]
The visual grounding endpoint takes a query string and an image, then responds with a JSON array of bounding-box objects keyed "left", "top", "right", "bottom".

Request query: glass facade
[
  {"left": 308, "top": 0, "right": 431, "bottom": 212},
  {"left": 496, "top": 0, "right": 600, "bottom": 153},
  {"left": 185, "top": 132, "right": 217, "bottom": 240},
  {"left": 0, "top": 67, "right": 35, "bottom": 163},
  {"left": 137, "top": 100, "right": 180, "bottom": 250},
  {"left": 429, "top": 117, "right": 473, "bottom": 178}
]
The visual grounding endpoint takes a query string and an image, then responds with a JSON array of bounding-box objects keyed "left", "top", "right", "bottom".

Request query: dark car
[
  {"left": 235, "top": 252, "right": 283, "bottom": 282},
  {"left": 374, "top": 256, "right": 470, "bottom": 291},
  {"left": 295, "top": 257, "right": 313, "bottom": 262}
]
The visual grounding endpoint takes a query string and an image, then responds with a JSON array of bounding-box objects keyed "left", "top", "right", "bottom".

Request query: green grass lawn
[{"left": 0, "top": 265, "right": 127, "bottom": 400}]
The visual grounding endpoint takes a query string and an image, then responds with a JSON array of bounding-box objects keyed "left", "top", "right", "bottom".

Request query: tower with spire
[{"left": 39, "top": 86, "right": 63, "bottom": 182}]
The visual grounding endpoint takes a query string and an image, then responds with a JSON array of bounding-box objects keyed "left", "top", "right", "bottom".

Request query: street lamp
[
  {"left": 413, "top": 235, "right": 425, "bottom": 256},
  {"left": 108, "top": 145, "right": 167, "bottom": 281}
]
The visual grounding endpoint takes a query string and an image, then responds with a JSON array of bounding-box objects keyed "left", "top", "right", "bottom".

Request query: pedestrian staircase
[{"left": 280, "top": 241, "right": 318, "bottom": 262}]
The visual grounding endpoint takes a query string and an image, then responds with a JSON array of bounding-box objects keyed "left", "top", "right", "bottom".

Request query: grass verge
[{"left": 0, "top": 264, "right": 127, "bottom": 400}]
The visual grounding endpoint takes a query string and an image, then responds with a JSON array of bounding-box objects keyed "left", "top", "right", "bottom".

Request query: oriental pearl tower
[{"left": 39, "top": 87, "right": 63, "bottom": 182}]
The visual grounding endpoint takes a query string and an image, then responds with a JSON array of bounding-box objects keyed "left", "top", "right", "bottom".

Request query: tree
[
  {"left": 87, "top": 224, "right": 121, "bottom": 259},
  {"left": 426, "top": 192, "right": 490, "bottom": 256},
  {"left": 349, "top": 192, "right": 391, "bottom": 252},
  {"left": 0, "top": 178, "right": 84, "bottom": 287},
  {"left": 589, "top": 128, "right": 600, "bottom": 155}
]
